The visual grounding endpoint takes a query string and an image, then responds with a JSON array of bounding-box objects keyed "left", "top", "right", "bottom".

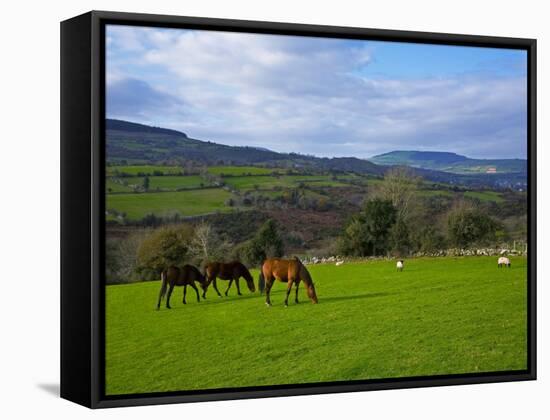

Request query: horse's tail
[
  {"left": 156, "top": 269, "right": 168, "bottom": 310},
  {"left": 258, "top": 269, "right": 265, "bottom": 295}
]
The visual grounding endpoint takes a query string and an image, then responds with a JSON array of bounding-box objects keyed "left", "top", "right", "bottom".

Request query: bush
[
  {"left": 239, "top": 219, "right": 284, "bottom": 266},
  {"left": 447, "top": 202, "right": 499, "bottom": 247},
  {"left": 390, "top": 217, "right": 411, "bottom": 256},
  {"left": 136, "top": 224, "right": 195, "bottom": 278},
  {"left": 338, "top": 199, "right": 397, "bottom": 256}
]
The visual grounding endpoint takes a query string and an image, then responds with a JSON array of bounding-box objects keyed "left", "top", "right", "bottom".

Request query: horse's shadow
[
  {"left": 319, "top": 291, "right": 397, "bottom": 304},
  {"left": 158, "top": 291, "right": 396, "bottom": 311},
  {"left": 162, "top": 292, "right": 262, "bottom": 310}
]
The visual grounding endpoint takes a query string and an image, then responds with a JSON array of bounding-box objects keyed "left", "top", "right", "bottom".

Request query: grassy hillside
[
  {"left": 370, "top": 151, "right": 526, "bottom": 174},
  {"left": 105, "top": 256, "right": 527, "bottom": 395},
  {"left": 106, "top": 120, "right": 526, "bottom": 189}
]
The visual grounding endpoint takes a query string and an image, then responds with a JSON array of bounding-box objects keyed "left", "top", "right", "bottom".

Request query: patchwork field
[
  {"left": 207, "top": 165, "right": 278, "bottom": 176},
  {"left": 106, "top": 188, "right": 233, "bottom": 219},
  {"left": 107, "top": 165, "right": 184, "bottom": 176},
  {"left": 224, "top": 175, "right": 350, "bottom": 190},
  {"left": 105, "top": 256, "right": 527, "bottom": 395},
  {"left": 104, "top": 164, "right": 522, "bottom": 223}
]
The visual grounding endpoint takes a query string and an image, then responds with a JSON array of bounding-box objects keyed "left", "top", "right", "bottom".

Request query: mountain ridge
[
  {"left": 369, "top": 150, "right": 526, "bottom": 174},
  {"left": 105, "top": 119, "right": 526, "bottom": 189}
]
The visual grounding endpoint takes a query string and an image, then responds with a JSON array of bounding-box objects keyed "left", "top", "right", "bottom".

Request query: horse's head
[
  {"left": 198, "top": 270, "right": 210, "bottom": 292},
  {"left": 242, "top": 266, "right": 256, "bottom": 293},
  {"left": 306, "top": 282, "right": 318, "bottom": 304},
  {"left": 299, "top": 262, "right": 318, "bottom": 304}
]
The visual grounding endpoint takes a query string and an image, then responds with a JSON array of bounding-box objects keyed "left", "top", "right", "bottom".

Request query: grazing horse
[
  {"left": 498, "top": 257, "right": 511, "bottom": 268},
  {"left": 396, "top": 260, "right": 404, "bottom": 272},
  {"left": 258, "top": 257, "right": 318, "bottom": 306},
  {"left": 156, "top": 265, "right": 208, "bottom": 310},
  {"left": 204, "top": 261, "right": 255, "bottom": 297}
]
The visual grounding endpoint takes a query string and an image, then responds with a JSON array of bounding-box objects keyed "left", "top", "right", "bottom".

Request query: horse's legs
[
  {"left": 189, "top": 282, "right": 200, "bottom": 302},
  {"left": 284, "top": 279, "right": 294, "bottom": 307},
  {"left": 224, "top": 279, "right": 234, "bottom": 296},
  {"left": 235, "top": 277, "right": 242, "bottom": 295},
  {"left": 211, "top": 277, "right": 222, "bottom": 297},
  {"left": 166, "top": 284, "right": 175, "bottom": 309},
  {"left": 295, "top": 280, "right": 300, "bottom": 304},
  {"left": 265, "top": 277, "right": 274, "bottom": 306},
  {"left": 183, "top": 284, "right": 187, "bottom": 304},
  {"left": 157, "top": 278, "right": 167, "bottom": 310}
]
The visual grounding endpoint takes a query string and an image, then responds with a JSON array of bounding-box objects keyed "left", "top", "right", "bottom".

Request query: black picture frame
[{"left": 60, "top": 10, "right": 537, "bottom": 409}]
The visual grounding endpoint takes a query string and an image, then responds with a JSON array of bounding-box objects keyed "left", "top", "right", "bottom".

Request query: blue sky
[{"left": 106, "top": 24, "right": 527, "bottom": 159}]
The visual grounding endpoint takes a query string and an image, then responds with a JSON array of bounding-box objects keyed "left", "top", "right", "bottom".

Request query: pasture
[
  {"left": 106, "top": 188, "right": 233, "bottom": 219},
  {"left": 105, "top": 256, "right": 527, "bottom": 395},
  {"left": 107, "top": 165, "right": 184, "bottom": 176},
  {"left": 224, "top": 175, "right": 351, "bottom": 190},
  {"left": 207, "top": 165, "right": 278, "bottom": 176}
]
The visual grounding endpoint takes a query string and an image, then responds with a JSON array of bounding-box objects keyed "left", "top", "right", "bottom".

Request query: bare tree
[
  {"left": 376, "top": 167, "right": 421, "bottom": 220},
  {"left": 189, "top": 222, "right": 213, "bottom": 260},
  {"left": 189, "top": 222, "right": 232, "bottom": 262}
]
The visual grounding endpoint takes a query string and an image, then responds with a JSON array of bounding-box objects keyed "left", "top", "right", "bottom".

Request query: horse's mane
[{"left": 296, "top": 259, "right": 313, "bottom": 285}]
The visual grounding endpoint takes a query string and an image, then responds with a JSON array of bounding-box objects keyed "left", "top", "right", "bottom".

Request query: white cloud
[{"left": 106, "top": 27, "right": 527, "bottom": 159}]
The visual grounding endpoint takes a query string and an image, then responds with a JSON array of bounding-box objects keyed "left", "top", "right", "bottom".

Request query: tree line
[
  {"left": 337, "top": 167, "right": 503, "bottom": 257},
  {"left": 106, "top": 219, "right": 285, "bottom": 284}
]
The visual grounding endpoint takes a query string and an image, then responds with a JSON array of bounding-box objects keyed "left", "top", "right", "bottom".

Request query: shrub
[
  {"left": 136, "top": 224, "right": 194, "bottom": 277},
  {"left": 447, "top": 202, "right": 499, "bottom": 247}
]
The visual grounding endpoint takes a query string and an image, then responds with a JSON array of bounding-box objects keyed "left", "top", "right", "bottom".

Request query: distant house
[{"left": 486, "top": 167, "right": 497, "bottom": 174}]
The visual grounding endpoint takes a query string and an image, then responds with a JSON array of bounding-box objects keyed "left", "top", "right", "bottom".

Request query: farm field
[
  {"left": 107, "top": 165, "right": 184, "bottom": 176},
  {"left": 106, "top": 188, "right": 233, "bottom": 219},
  {"left": 104, "top": 164, "right": 523, "bottom": 225},
  {"left": 106, "top": 179, "right": 135, "bottom": 193},
  {"left": 146, "top": 175, "right": 210, "bottom": 190},
  {"left": 464, "top": 190, "right": 504, "bottom": 203},
  {"left": 105, "top": 256, "right": 527, "bottom": 395},
  {"left": 207, "top": 165, "right": 278, "bottom": 176},
  {"left": 224, "top": 175, "right": 352, "bottom": 190}
]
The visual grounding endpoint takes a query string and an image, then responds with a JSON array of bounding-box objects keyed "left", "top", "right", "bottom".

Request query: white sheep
[
  {"left": 396, "top": 260, "right": 404, "bottom": 272},
  {"left": 498, "top": 257, "right": 511, "bottom": 268}
]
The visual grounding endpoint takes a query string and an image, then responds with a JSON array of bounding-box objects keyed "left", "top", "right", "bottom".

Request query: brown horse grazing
[
  {"left": 204, "top": 261, "right": 255, "bottom": 297},
  {"left": 258, "top": 257, "right": 318, "bottom": 306},
  {"left": 156, "top": 265, "right": 208, "bottom": 310}
]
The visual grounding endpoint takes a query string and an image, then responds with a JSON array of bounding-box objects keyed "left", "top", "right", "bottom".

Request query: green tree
[
  {"left": 143, "top": 176, "right": 150, "bottom": 191},
  {"left": 414, "top": 225, "right": 447, "bottom": 253},
  {"left": 136, "top": 224, "right": 194, "bottom": 276},
  {"left": 447, "top": 202, "right": 499, "bottom": 247},
  {"left": 390, "top": 217, "right": 411, "bottom": 256},
  {"left": 241, "top": 219, "right": 284, "bottom": 266},
  {"left": 339, "top": 199, "right": 397, "bottom": 256}
]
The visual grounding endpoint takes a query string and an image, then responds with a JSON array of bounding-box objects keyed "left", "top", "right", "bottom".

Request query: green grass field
[
  {"left": 107, "top": 165, "right": 184, "bottom": 176},
  {"left": 106, "top": 188, "right": 233, "bottom": 219},
  {"left": 225, "top": 175, "right": 350, "bottom": 190},
  {"left": 208, "top": 165, "right": 278, "bottom": 176},
  {"left": 106, "top": 179, "right": 135, "bottom": 193},
  {"left": 105, "top": 256, "right": 527, "bottom": 395},
  {"left": 464, "top": 190, "right": 504, "bottom": 203},
  {"left": 147, "top": 175, "right": 209, "bottom": 190}
]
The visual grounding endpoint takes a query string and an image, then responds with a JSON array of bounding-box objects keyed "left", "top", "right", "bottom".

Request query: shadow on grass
[
  {"left": 158, "top": 291, "right": 264, "bottom": 311},
  {"left": 156, "top": 290, "right": 396, "bottom": 311},
  {"left": 319, "top": 291, "right": 397, "bottom": 304}
]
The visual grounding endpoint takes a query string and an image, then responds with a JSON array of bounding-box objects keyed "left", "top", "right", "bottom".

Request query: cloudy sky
[{"left": 106, "top": 25, "right": 527, "bottom": 159}]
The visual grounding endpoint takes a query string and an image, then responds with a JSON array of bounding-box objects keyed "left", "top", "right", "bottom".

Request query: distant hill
[
  {"left": 369, "top": 150, "right": 526, "bottom": 174},
  {"left": 106, "top": 119, "right": 188, "bottom": 137},
  {"left": 106, "top": 119, "right": 526, "bottom": 189},
  {"left": 106, "top": 119, "right": 384, "bottom": 175}
]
